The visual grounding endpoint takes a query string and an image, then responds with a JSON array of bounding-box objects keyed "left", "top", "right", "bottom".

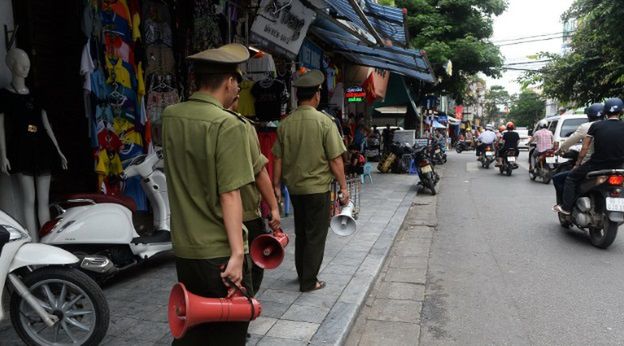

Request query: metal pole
[{"left": 346, "top": 0, "right": 385, "bottom": 46}]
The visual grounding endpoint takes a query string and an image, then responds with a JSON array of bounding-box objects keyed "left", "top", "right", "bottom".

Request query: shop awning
[
  {"left": 322, "top": 0, "right": 407, "bottom": 45},
  {"left": 375, "top": 106, "right": 407, "bottom": 114},
  {"left": 310, "top": 26, "right": 435, "bottom": 83}
]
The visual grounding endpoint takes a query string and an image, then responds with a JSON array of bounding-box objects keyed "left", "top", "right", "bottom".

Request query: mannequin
[{"left": 0, "top": 48, "right": 68, "bottom": 240}]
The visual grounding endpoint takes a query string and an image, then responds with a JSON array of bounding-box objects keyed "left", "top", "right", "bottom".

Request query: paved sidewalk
[
  {"left": 345, "top": 172, "right": 440, "bottom": 345},
  {"left": 0, "top": 171, "right": 419, "bottom": 345}
]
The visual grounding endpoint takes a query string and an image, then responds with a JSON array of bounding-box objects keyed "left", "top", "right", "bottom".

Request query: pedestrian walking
[
  {"left": 272, "top": 70, "right": 349, "bottom": 292},
  {"left": 162, "top": 43, "right": 255, "bottom": 345}
]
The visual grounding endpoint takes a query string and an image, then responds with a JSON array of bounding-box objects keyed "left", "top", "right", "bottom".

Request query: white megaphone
[{"left": 330, "top": 201, "right": 357, "bottom": 236}]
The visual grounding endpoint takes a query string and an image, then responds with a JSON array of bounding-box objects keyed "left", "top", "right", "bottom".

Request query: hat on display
[
  {"left": 187, "top": 43, "right": 250, "bottom": 77},
  {"left": 293, "top": 70, "right": 325, "bottom": 88}
]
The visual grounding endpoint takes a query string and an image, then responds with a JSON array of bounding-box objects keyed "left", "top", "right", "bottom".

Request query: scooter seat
[
  {"left": 132, "top": 230, "right": 171, "bottom": 244},
  {"left": 61, "top": 193, "right": 137, "bottom": 213}
]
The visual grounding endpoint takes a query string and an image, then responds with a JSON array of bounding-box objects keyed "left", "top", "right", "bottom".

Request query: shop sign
[
  {"left": 250, "top": 0, "right": 316, "bottom": 58},
  {"left": 299, "top": 40, "right": 323, "bottom": 69},
  {"left": 345, "top": 86, "right": 366, "bottom": 103}
]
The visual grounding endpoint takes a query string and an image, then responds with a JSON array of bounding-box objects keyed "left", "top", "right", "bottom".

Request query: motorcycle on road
[
  {"left": 529, "top": 147, "right": 560, "bottom": 184},
  {"left": 479, "top": 144, "right": 496, "bottom": 169},
  {"left": 554, "top": 146, "right": 624, "bottom": 248},
  {"left": 499, "top": 149, "right": 519, "bottom": 176},
  {"left": 0, "top": 210, "right": 109, "bottom": 345}
]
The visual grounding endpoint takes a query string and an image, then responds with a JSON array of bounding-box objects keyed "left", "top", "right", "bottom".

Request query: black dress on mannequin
[{"left": 0, "top": 88, "right": 57, "bottom": 175}]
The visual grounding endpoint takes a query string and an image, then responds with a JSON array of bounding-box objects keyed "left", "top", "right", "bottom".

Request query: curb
[{"left": 309, "top": 186, "right": 419, "bottom": 345}]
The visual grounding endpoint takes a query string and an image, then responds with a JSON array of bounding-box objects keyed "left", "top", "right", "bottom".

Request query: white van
[{"left": 534, "top": 114, "right": 588, "bottom": 148}]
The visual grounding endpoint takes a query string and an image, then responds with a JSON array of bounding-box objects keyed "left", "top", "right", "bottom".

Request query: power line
[
  {"left": 492, "top": 31, "right": 574, "bottom": 43},
  {"left": 503, "top": 60, "right": 553, "bottom": 66},
  {"left": 496, "top": 36, "right": 566, "bottom": 47}
]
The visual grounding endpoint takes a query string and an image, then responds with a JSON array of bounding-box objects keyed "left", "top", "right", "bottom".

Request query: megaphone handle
[{"left": 224, "top": 277, "right": 257, "bottom": 321}]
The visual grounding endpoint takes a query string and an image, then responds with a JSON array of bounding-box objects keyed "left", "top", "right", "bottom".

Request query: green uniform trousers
[
  {"left": 244, "top": 218, "right": 271, "bottom": 293},
  {"left": 172, "top": 255, "right": 253, "bottom": 346},
  {"left": 290, "top": 192, "right": 331, "bottom": 291}
]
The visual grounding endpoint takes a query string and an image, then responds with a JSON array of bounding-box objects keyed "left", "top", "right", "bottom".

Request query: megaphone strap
[{"left": 223, "top": 276, "right": 256, "bottom": 321}]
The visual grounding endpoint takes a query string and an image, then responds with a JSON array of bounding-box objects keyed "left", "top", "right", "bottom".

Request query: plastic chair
[
  {"left": 361, "top": 163, "right": 373, "bottom": 184},
  {"left": 281, "top": 184, "right": 291, "bottom": 216}
]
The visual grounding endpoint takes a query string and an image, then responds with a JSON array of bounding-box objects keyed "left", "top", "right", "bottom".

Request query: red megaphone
[
  {"left": 250, "top": 228, "right": 289, "bottom": 269},
  {"left": 168, "top": 283, "right": 262, "bottom": 339}
]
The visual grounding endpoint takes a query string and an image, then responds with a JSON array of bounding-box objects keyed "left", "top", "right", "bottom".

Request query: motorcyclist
[
  {"left": 529, "top": 119, "right": 554, "bottom": 172},
  {"left": 551, "top": 103, "right": 604, "bottom": 204},
  {"left": 554, "top": 98, "right": 624, "bottom": 215},
  {"left": 476, "top": 125, "right": 497, "bottom": 160},
  {"left": 496, "top": 122, "right": 519, "bottom": 166}
]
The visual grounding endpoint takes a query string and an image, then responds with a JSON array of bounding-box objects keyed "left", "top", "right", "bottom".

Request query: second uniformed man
[
  {"left": 272, "top": 70, "right": 349, "bottom": 292},
  {"left": 162, "top": 43, "right": 255, "bottom": 345}
]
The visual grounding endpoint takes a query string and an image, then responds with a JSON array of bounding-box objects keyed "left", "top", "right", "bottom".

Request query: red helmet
[{"left": 506, "top": 121, "right": 515, "bottom": 130}]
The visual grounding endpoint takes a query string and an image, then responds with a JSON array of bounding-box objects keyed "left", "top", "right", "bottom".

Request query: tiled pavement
[{"left": 0, "top": 171, "right": 420, "bottom": 345}]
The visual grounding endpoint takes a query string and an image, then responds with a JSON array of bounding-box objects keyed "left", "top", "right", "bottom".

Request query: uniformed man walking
[
  {"left": 229, "top": 96, "right": 281, "bottom": 293},
  {"left": 162, "top": 43, "right": 255, "bottom": 345},
  {"left": 272, "top": 70, "right": 349, "bottom": 292}
]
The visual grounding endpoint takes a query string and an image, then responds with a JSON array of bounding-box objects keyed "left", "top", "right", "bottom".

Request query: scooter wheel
[
  {"left": 529, "top": 170, "right": 537, "bottom": 181},
  {"left": 456, "top": 147, "right": 462, "bottom": 154},
  {"left": 10, "top": 267, "right": 110, "bottom": 346},
  {"left": 589, "top": 214, "right": 618, "bottom": 249},
  {"left": 558, "top": 213, "right": 572, "bottom": 229}
]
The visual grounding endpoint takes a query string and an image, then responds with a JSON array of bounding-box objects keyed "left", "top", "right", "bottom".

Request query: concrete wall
[{"left": 0, "top": 0, "right": 20, "bottom": 222}]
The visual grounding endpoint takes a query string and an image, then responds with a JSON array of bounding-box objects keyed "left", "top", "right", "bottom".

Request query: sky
[{"left": 484, "top": 0, "right": 575, "bottom": 95}]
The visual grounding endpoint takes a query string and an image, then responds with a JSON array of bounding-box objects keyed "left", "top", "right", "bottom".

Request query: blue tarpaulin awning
[
  {"left": 310, "top": 26, "right": 435, "bottom": 83},
  {"left": 323, "top": 0, "right": 407, "bottom": 45}
]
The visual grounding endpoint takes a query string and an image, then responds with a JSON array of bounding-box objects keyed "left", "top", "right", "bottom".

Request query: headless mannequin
[{"left": 0, "top": 48, "right": 68, "bottom": 240}]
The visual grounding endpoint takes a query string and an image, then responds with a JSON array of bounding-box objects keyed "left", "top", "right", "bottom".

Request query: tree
[
  {"left": 507, "top": 90, "right": 545, "bottom": 128},
  {"left": 395, "top": 0, "right": 506, "bottom": 103},
  {"left": 522, "top": 0, "right": 624, "bottom": 104},
  {"left": 484, "top": 85, "right": 510, "bottom": 124}
]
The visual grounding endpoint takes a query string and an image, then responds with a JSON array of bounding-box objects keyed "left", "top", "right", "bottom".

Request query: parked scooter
[
  {"left": 479, "top": 144, "right": 495, "bottom": 169},
  {"left": 499, "top": 149, "right": 519, "bottom": 176},
  {"left": 412, "top": 144, "right": 440, "bottom": 195},
  {"left": 455, "top": 140, "right": 475, "bottom": 153},
  {"left": 431, "top": 142, "right": 447, "bottom": 165},
  {"left": 553, "top": 146, "right": 624, "bottom": 248},
  {"left": 0, "top": 210, "right": 109, "bottom": 345},
  {"left": 40, "top": 149, "right": 172, "bottom": 280}
]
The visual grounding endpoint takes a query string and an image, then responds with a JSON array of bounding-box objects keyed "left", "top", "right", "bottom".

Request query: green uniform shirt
[
  {"left": 272, "top": 105, "right": 346, "bottom": 195},
  {"left": 162, "top": 92, "right": 255, "bottom": 259},
  {"left": 239, "top": 117, "right": 268, "bottom": 221}
]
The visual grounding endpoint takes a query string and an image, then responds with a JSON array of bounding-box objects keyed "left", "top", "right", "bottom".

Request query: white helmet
[{"left": 537, "top": 119, "right": 548, "bottom": 129}]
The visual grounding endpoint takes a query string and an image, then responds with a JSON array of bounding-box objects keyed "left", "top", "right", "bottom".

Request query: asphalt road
[{"left": 421, "top": 150, "right": 624, "bottom": 345}]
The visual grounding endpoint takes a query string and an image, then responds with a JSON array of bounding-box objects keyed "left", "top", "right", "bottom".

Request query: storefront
[{"left": 0, "top": 0, "right": 435, "bottom": 229}]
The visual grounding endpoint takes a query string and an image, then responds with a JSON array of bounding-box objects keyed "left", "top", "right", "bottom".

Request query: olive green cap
[
  {"left": 293, "top": 70, "right": 325, "bottom": 88},
  {"left": 187, "top": 43, "right": 250, "bottom": 76}
]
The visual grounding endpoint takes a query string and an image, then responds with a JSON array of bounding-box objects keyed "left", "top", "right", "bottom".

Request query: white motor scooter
[
  {"left": 40, "top": 149, "right": 172, "bottom": 279},
  {"left": 0, "top": 210, "right": 109, "bottom": 345}
]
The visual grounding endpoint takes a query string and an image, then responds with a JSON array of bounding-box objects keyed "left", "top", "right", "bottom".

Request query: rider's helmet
[
  {"left": 537, "top": 119, "right": 548, "bottom": 129},
  {"left": 585, "top": 103, "right": 604, "bottom": 121},
  {"left": 498, "top": 125, "right": 506, "bottom": 132},
  {"left": 604, "top": 98, "right": 624, "bottom": 116},
  {"left": 485, "top": 125, "right": 494, "bottom": 131},
  {"left": 506, "top": 121, "right": 515, "bottom": 130}
]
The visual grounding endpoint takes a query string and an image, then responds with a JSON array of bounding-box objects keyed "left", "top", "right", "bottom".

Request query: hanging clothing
[
  {"left": 144, "top": 45, "right": 175, "bottom": 76},
  {"left": 251, "top": 79, "right": 288, "bottom": 121},
  {"left": 247, "top": 53, "right": 277, "bottom": 82},
  {"left": 146, "top": 89, "right": 179, "bottom": 146},
  {"left": 238, "top": 80, "right": 256, "bottom": 117},
  {"left": 0, "top": 89, "right": 58, "bottom": 175}
]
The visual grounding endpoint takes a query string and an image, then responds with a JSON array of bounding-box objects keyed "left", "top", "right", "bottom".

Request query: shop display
[
  {"left": 0, "top": 48, "right": 68, "bottom": 238},
  {"left": 251, "top": 78, "right": 289, "bottom": 121}
]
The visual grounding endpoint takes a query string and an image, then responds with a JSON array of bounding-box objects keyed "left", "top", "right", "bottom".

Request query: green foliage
[
  {"left": 507, "top": 90, "right": 545, "bottom": 128},
  {"left": 396, "top": 0, "right": 507, "bottom": 102},
  {"left": 378, "top": 0, "right": 396, "bottom": 5},
  {"left": 484, "top": 85, "right": 510, "bottom": 123},
  {"left": 522, "top": 0, "right": 624, "bottom": 105}
]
